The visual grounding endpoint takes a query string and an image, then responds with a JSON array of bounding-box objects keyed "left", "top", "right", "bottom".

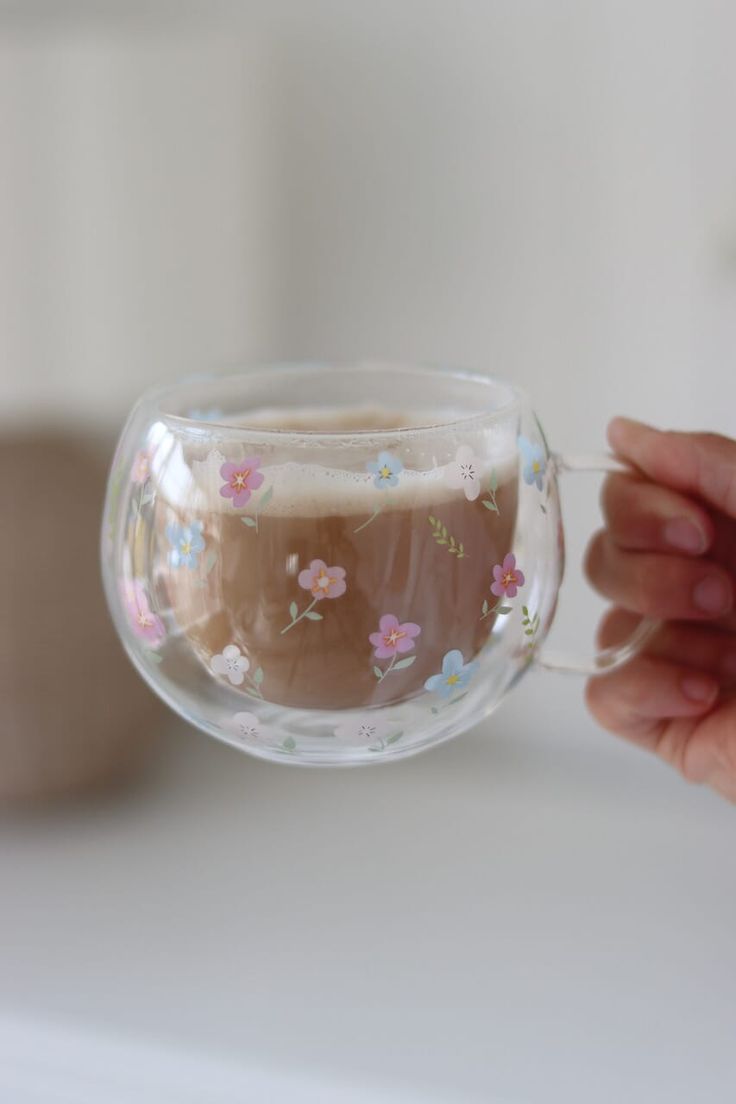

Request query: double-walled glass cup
[{"left": 101, "top": 364, "right": 651, "bottom": 765}]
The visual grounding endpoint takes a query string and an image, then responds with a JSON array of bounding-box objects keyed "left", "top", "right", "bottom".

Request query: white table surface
[{"left": 1, "top": 670, "right": 734, "bottom": 1104}]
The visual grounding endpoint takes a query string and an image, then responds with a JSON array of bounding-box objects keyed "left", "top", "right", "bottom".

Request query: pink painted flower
[
  {"left": 369, "top": 614, "right": 421, "bottom": 659},
  {"left": 297, "top": 559, "right": 347, "bottom": 600},
  {"left": 131, "top": 450, "right": 150, "bottom": 485},
  {"left": 123, "top": 581, "right": 165, "bottom": 647},
  {"left": 219, "top": 457, "right": 264, "bottom": 508},
  {"left": 491, "top": 553, "right": 525, "bottom": 599}
]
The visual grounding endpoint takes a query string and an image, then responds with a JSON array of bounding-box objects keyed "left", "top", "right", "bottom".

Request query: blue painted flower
[
  {"left": 366, "top": 450, "right": 403, "bottom": 489},
  {"left": 166, "top": 521, "right": 205, "bottom": 569},
  {"left": 424, "top": 649, "right": 478, "bottom": 699},
  {"left": 518, "top": 435, "right": 546, "bottom": 491}
]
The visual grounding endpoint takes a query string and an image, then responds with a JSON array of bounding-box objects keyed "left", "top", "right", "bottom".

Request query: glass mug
[{"left": 101, "top": 363, "right": 653, "bottom": 765}]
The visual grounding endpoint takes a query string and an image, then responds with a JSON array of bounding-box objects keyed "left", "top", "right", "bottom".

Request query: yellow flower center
[
  {"left": 380, "top": 465, "right": 391, "bottom": 479},
  {"left": 446, "top": 673, "right": 460, "bottom": 686},
  {"left": 502, "top": 571, "right": 515, "bottom": 587},
  {"left": 136, "top": 610, "right": 152, "bottom": 628},
  {"left": 532, "top": 461, "right": 541, "bottom": 472},
  {"left": 180, "top": 541, "right": 191, "bottom": 555},
  {"left": 232, "top": 469, "right": 250, "bottom": 489},
  {"left": 314, "top": 572, "right": 334, "bottom": 593},
  {"left": 385, "top": 629, "right": 406, "bottom": 646}
]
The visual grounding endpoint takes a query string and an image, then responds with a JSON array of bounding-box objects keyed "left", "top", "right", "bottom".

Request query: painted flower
[
  {"left": 131, "top": 450, "right": 150, "bottom": 485},
  {"left": 211, "top": 644, "right": 250, "bottom": 686},
  {"left": 123, "top": 581, "right": 165, "bottom": 647},
  {"left": 424, "top": 649, "right": 478, "bottom": 698},
  {"left": 445, "top": 445, "right": 482, "bottom": 501},
  {"left": 166, "top": 521, "right": 205, "bottom": 569},
  {"left": 297, "top": 559, "right": 347, "bottom": 600},
  {"left": 518, "top": 435, "right": 546, "bottom": 490},
  {"left": 366, "top": 450, "right": 403, "bottom": 489},
  {"left": 491, "top": 552, "right": 525, "bottom": 598},
  {"left": 231, "top": 712, "right": 261, "bottom": 741},
  {"left": 334, "top": 717, "right": 394, "bottom": 744},
  {"left": 369, "top": 614, "right": 421, "bottom": 659},
  {"left": 219, "top": 457, "right": 265, "bottom": 508}
]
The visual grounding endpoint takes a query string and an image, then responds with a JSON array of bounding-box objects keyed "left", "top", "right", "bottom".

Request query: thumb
[{"left": 608, "top": 418, "right": 736, "bottom": 521}]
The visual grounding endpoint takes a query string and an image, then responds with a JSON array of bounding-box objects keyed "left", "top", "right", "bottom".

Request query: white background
[{"left": 1, "top": 3, "right": 734, "bottom": 1101}]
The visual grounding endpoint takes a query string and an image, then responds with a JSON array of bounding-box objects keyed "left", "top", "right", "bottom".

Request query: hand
[{"left": 585, "top": 418, "right": 736, "bottom": 802}]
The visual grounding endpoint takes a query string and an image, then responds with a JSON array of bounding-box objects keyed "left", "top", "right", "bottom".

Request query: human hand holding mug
[{"left": 586, "top": 419, "right": 736, "bottom": 803}]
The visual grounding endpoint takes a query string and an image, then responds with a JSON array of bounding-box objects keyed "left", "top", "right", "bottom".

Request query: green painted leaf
[
  {"left": 144, "top": 649, "right": 162, "bottom": 664},
  {"left": 140, "top": 491, "right": 155, "bottom": 507},
  {"left": 482, "top": 500, "right": 494, "bottom": 510},
  {"left": 373, "top": 666, "right": 383, "bottom": 680},
  {"left": 522, "top": 605, "right": 529, "bottom": 617},
  {"left": 490, "top": 469, "right": 498, "bottom": 493},
  {"left": 282, "top": 737, "right": 296, "bottom": 752},
  {"left": 304, "top": 611, "right": 323, "bottom": 621},
  {"left": 430, "top": 706, "right": 439, "bottom": 715},
  {"left": 496, "top": 605, "right": 512, "bottom": 615},
  {"left": 441, "top": 525, "right": 448, "bottom": 538},
  {"left": 253, "top": 666, "right": 264, "bottom": 685},
  {"left": 393, "top": 655, "right": 416, "bottom": 671},
  {"left": 204, "top": 549, "right": 218, "bottom": 574},
  {"left": 241, "top": 516, "right": 257, "bottom": 527},
  {"left": 525, "top": 628, "right": 534, "bottom": 636},
  {"left": 258, "top": 485, "right": 273, "bottom": 511},
  {"left": 289, "top": 601, "right": 298, "bottom": 619},
  {"left": 436, "top": 539, "right": 448, "bottom": 546},
  {"left": 428, "top": 515, "right": 436, "bottom": 526},
  {"left": 481, "top": 599, "right": 489, "bottom": 616},
  {"left": 386, "top": 731, "right": 404, "bottom": 745}
]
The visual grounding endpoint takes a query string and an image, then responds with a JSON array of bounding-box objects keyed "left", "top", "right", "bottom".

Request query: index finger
[{"left": 607, "top": 418, "right": 736, "bottom": 521}]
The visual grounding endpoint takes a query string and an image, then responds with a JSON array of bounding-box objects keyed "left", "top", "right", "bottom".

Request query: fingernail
[
  {"left": 607, "top": 416, "right": 649, "bottom": 449},
  {"left": 693, "top": 575, "right": 732, "bottom": 615},
  {"left": 681, "top": 675, "right": 718, "bottom": 704},
  {"left": 663, "top": 518, "right": 706, "bottom": 554}
]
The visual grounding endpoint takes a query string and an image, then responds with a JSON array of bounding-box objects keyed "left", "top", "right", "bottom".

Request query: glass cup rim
[{"left": 142, "top": 362, "right": 524, "bottom": 442}]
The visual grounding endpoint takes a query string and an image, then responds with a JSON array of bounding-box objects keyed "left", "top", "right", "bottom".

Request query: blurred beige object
[{"left": 0, "top": 431, "right": 162, "bottom": 803}]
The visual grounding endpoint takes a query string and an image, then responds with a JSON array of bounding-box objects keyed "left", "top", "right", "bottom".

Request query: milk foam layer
[{"left": 154, "top": 407, "right": 519, "bottom": 517}]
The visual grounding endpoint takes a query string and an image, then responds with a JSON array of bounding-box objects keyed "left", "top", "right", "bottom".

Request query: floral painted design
[
  {"left": 369, "top": 614, "right": 421, "bottom": 659},
  {"left": 281, "top": 559, "right": 347, "bottom": 633},
  {"left": 481, "top": 470, "right": 500, "bottom": 515},
  {"left": 367, "top": 450, "right": 403, "bottom": 489},
  {"left": 518, "top": 436, "right": 546, "bottom": 491},
  {"left": 522, "top": 605, "right": 541, "bottom": 652},
  {"left": 334, "top": 717, "right": 403, "bottom": 751},
  {"left": 491, "top": 553, "right": 525, "bottom": 598},
  {"left": 354, "top": 450, "right": 404, "bottom": 532},
  {"left": 166, "top": 521, "right": 205, "bottom": 569},
  {"left": 231, "top": 711, "right": 260, "bottom": 741},
  {"left": 424, "top": 649, "right": 478, "bottom": 699},
  {"left": 445, "top": 445, "right": 481, "bottom": 502},
  {"left": 123, "top": 581, "right": 165, "bottom": 648},
  {"left": 370, "top": 614, "right": 421, "bottom": 680},
  {"left": 219, "top": 458, "right": 264, "bottom": 508},
  {"left": 131, "top": 450, "right": 150, "bottom": 485},
  {"left": 211, "top": 644, "right": 250, "bottom": 686},
  {"left": 427, "top": 515, "right": 468, "bottom": 558}
]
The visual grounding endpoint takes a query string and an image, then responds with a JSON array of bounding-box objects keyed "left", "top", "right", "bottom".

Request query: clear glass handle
[{"left": 536, "top": 451, "right": 659, "bottom": 675}]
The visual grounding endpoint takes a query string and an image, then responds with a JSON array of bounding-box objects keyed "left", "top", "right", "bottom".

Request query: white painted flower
[
  {"left": 334, "top": 717, "right": 394, "bottom": 744},
  {"left": 231, "top": 712, "right": 260, "bottom": 741},
  {"left": 445, "top": 445, "right": 482, "bottom": 501},
  {"left": 211, "top": 644, "right": 250, "bottom": 686}
]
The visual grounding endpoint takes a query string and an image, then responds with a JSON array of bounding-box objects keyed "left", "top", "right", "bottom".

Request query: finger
[
  {"left": 596, "top": 607, "right": 736, "bottom": 682},
  {"left": 600, "top": 473, "right": 715, "bottom": 555},
  {"left": 607, "top": 418, "right": 736, "bottom": 521},
  {"left": 585, "top": 655, "right": 719, "bottom": 747},
  {"left": 585, "top": 532, "right": 734, "bottom": 620}
]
